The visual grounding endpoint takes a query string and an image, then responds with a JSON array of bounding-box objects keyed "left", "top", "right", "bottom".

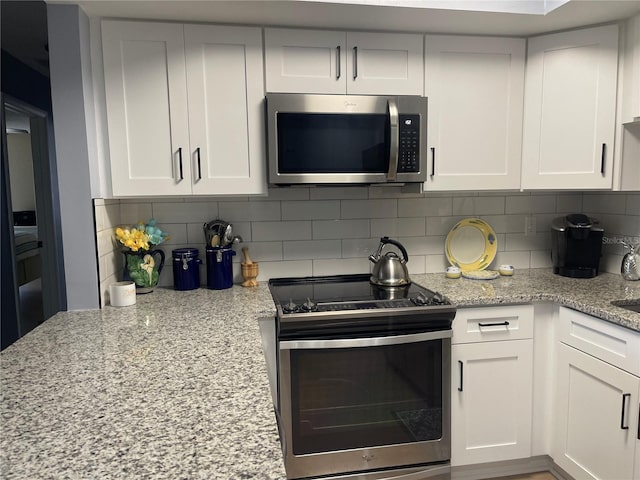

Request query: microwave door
[{"left": 387, "top": 97, "right": 399, "bottom": 182}]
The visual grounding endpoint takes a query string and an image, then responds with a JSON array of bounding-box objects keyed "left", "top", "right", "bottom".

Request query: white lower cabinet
[
  {"left": 553, "top": 307, "right": 640, "bottom": 480},
  {"left": 451, "top": 306, "right": 534, "bottom": 466}
]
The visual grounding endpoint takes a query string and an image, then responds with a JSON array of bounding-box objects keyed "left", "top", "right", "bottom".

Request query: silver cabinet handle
[
  {"left": 353, "top": 46, "right": 358, "bottom": 80},
  {"left": 387, "top": 98, "right": 399, "bottom": 181},
  {"left": 280, "top": 329, "right": 452, "bottom": 350},
  {"left": 336, "top": 46, "right": 341, "bottom": 80}
]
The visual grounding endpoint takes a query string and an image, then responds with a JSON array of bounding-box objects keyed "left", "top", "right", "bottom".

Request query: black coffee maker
[{"left": 551, "top": 214, "right": 604, "bottom": 278}]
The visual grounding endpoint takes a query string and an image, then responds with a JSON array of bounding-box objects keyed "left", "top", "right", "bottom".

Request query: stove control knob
[
  {"left": 432, "top": 292, "right": 445, "bottom": 304},
  {"left": 413, "top": 292, "right": 429, "bottom": 305},
  {"left": 283, "top": 299, "right": 298, "bottom": 313},
  {"left": 301, "top": 297, "right": 317, "bottom": 312}
]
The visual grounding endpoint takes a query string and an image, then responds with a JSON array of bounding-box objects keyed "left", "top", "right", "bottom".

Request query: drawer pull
[
  {"left": 336, "top": 46, "right": 341, "bottom": 80},
  {"left": 621, "top": 393, "right": 631, "bottom": 430},
  {"left": 177, "top": 147, "right": 184, "bottom": 181},
  {"left": 196, "top": 147, "right": 202, "bottom": 180},
  {"left": 458, "top": 360, "right": 464, "bottom": 392},
  {"left": 478, "top": 321, "right": 510, "bottom": 327}
]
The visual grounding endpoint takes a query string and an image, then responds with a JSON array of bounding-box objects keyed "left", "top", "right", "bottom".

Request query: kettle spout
[{"left": 369, "top": 254, "right": 378, "bottom": 264}]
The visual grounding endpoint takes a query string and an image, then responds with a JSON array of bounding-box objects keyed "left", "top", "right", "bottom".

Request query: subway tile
[
  {"left": 151, "top": 202, "right": 216, "bottom": 224},
  {"left": 312, "top": 219, "right": 370, "bottom": 239},
  {"left": 452, "top": 197, "right": 476, "bottom": 216},
  {"left": 282, "top": 200, "right": 340, "bottom": 220},
  {"left": 426, "top": 216, "right": 459, "bottom": 236},
  {"left": 312, "top": 258, "right": 370, "bottom": 276},
  {"left": 259, "top": 260, "right": 313, "bottom": 279},
  {"left": 406, "top": 255, "right": 426, "bottom": 274},
  {"left": 601, "top": 253, "right": 624, "bottom": 275},
  {"left": 240, "top": 241, "right": 283, "bottom": 262},
  {"left": 506, "top": 195, "right": 555, "bottom": 214},
  {"left": 160, "top": 224, "right": 188, "bottom": 245},
  {"left": 530, "top": 250, "right": 553, "bottom": 268},
  {"left": 474, "top": 196, "right": 505, "bottom": 215},
  {"left": 252, "top": 221, "right": 312, "bottom": 241},
  {"left": 626, "top": 194, "right": 640, "bottom": 215},
  {"left": 492, "top": 251, "right": 531, "bottom": 269},
  {"left": 341, "top": 238, "right": 380, "bottom": 258},
  {"left": 583, "top": 193, "right": 627, "bottom": 214},
  {"left": 97, "top": 229, "right": 116, "bottom": 257},
  {"left": 341, "top": 199, "right": 398, "bottom": 219},
  {"left": 504, "top": 232, "right": 550, "bottom": 252},
  {"left": 371, "top": 217, "right": 426, "bottom": 237},
  {"left": 398, "top": 197, "right": 452, "bottom": 217},
  {"left": 283, "top": 240, "right": 340, "bottom": 260},
  {"left": 425, "top": 254, "right": 449, "bottom": 273},
  {"left": 120, "top": 203, "right": 153, "bottom": 224},
  {"left": 219, "top": 201, "right": 280, "bottom": 222},
  {"left": 103, "top": 203, "right": 121, "bottom": 231},
  {"left": 479, "top": 215, "right": 508, "bottom": 234},
  {"left": 260, "top": 187, "right": 309, "bottom": 201},
  {"left": 400, "top": 235, "right": 446, "bottom": 256},
  {"left": 555, "top": 194, "right": 583, "bottom": 213},
  {"left": 311, "top": 186, "right": 368, "bottom": 200},
  {"left": 368, "top": 185, "right": 423, "bottom": 199}
]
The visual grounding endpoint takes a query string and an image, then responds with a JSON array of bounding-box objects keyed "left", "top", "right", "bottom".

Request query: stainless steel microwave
[{"left": 265, "top": 93, "right": 427, "bottom": 186}]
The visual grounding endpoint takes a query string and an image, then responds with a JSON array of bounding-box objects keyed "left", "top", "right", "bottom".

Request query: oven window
[
  {"left": 289, "top": 340, "right": 443, "bottom": 454},
  {"left": 276, "top": 113, "right": 389, "bottom": 173}
]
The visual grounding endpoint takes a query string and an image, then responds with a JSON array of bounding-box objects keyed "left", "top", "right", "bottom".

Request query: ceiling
[
  {"left": 2, "top": 0, "right": 640, "bottom": 81},
  {"left": 52, "top": 0, "right": 640, "bottom": 36}
]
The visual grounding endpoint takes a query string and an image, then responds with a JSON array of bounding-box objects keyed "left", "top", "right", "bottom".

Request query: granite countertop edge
[{"left": 1, "top": 268, "right": 639, "bottom": 480}]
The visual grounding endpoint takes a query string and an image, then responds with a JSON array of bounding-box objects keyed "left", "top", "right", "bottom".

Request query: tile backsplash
[{"left": 94, "top": 189, "right": 640, "bottom": 307}]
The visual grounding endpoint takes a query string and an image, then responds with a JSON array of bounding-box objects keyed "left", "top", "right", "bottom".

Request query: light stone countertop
[{"left": 1, "top": 269, "right": 639, "bottom": 479}]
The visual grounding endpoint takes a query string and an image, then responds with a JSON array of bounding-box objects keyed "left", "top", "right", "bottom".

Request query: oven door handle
[{"left": 279, "top": 329, "right": 452, "bottom": 350}]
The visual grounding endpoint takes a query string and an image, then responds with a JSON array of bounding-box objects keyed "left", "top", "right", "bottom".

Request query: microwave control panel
[{"left": 398, "top": 114, "right": 420, "bottom": 172}]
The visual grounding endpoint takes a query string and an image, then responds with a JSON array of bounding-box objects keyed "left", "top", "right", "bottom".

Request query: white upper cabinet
[
  {"left": 265, "top": 28, "right": 423, "bottom": 95},
  {"left": 184, "top": 25, "right": 265, "bottom": 195},
  {"left": 622, "top": 14, "right": 640, "bottom": 123},
  {"left": 102, "top": 21, "right": 192, "bottom": 196},
  {"left": 345, "top": 32, "right": 424, "bottom": 95},
  {"left": 521, "top": 25, "right": 619, "bottom": 190},
  {"left": 424, "top": 35, "right": 525, "bottom": 190},
  {"left": 102, "top": 21, "right": 266, "bottom": 196}
]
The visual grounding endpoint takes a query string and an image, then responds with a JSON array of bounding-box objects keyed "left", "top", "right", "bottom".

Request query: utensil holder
[{"left": 241, "top": 262, "right": 259, "bottom": 287}]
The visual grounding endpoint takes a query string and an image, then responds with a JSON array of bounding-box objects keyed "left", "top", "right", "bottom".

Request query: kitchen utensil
[
  {"left": 445, "top": 218, "right": 497, "bottom": 271},
  {"left": 369, "top": 237, "right": 411, "bottom": 287},
  {"left": 621, "top": 241, "right": 640, "bottom": 281},
  {"left": 211, "top": 234, "right": 220, "bottom": 247},
  {"left": 242, "top": 246, "right": 253, "bottom": 264},
  {"left": 203, "top": 219, "right": 232, "bottom": 246},
  {"left": 241, "top": 263, "right": 259, "bottom": 287}
]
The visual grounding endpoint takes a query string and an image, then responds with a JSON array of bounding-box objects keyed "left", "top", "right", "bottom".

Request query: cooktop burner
[{"left": 268, "top": 274, "right": 456, "bottom": 339}]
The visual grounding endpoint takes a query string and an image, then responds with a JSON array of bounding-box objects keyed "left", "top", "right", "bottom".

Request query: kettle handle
[{"left": 380, "top": 237, "right": 409, "bottom": 263}]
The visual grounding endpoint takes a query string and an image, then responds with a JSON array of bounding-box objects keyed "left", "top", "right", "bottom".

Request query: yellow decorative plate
[{"left": 445, "top": 218, "right": 497, "bottom": 271}]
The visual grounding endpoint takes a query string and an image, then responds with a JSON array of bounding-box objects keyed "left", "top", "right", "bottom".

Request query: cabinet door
[
  {"left": 185, "top": 25, "right": 266, "bottom": 195},
  {"left": 425, "top": 36, "right": 525, "bottom": 190},
  {"left": 346, "top": 32, "right": 423, "bottom": 95},
  {"left": 522, "top": 25, "right": 619, "bottom": 189},
  {"left": 451, "top": 339, "right": 533, "bottom": 466},
  {"left": 264, "top": 28, "right": 346, "bottom": 94},
  {"left": 554, "top": 343, "right": 640, "bottom": 480},
  {"left": 102, "top": 21, "right": 192, "bottom": 196}
]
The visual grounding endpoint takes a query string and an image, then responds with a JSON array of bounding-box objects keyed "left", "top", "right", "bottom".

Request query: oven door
[{"left": 278, "top": 330, "right": 451, "bottom": 479}]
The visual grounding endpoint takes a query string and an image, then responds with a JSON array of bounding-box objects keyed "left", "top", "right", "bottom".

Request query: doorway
[{"left": 1, "top": 96, "right": 65, "bottom": 349}]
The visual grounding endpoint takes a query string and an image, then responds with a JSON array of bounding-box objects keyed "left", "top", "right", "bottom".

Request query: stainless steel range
[{"left": 262, "top": 274, "right": 456, "bottom": 480}]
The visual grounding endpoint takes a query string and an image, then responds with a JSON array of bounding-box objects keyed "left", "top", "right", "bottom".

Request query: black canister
[{"left": 172, "top": 248, "right": 201, "bottom": 290}]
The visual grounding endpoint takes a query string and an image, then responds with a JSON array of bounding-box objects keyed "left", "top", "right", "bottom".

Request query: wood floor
[{"left": 485, "top": 472, "right": 557, "bottom": 480}]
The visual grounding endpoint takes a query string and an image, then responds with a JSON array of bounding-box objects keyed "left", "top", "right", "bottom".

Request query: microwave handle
[{"left": 387, "top": 98, "right": 399, "bottom": 181}]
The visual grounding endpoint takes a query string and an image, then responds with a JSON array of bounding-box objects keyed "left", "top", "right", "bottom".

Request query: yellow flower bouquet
[{"left": 115, "top": 219, "right": 169, "bottom": 291}]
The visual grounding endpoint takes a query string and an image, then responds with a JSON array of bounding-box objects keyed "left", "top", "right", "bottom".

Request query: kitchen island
[{"left": 2, "top": 269, "right": 639, "bottom": 479}]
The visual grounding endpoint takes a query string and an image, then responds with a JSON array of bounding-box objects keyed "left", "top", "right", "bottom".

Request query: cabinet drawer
[
  {"left": 452, "top": 305, "right": 534, "bottom": 344},
  {"left": 558, "top": 306, "right": 640, "bottom": 376}
]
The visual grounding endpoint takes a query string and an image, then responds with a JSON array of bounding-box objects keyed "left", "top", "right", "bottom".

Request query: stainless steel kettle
[{"left": 369, "top": 237, "right": 411, "bottom": 287}]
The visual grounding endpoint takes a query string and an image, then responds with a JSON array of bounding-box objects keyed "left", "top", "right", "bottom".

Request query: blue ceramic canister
[
  {"left": 172, "top": 248, "right": 202, "bottom": 291},
  {"left": 206, "top": 246, "right": 236, "bottom": 290}
]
